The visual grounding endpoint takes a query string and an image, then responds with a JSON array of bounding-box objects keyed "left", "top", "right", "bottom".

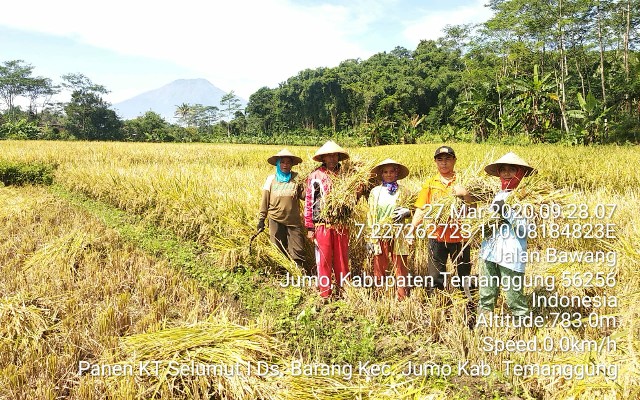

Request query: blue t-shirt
[{"left": 479, "top": 191, "right": 531, "bottom": 273}]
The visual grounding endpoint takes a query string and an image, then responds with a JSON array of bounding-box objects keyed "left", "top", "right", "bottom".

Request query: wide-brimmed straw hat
[
  {"left": 484, "top": 152, "right": 537, "bottom": 177},
  {"left": 312, "top": 140, "right": 350, "bottom": 162},
  {"left": 371, "top": 158, "right": 410, "bottom": 180},
  {"left": 267, "top": 148, "right": 303, "bottom": 166}
]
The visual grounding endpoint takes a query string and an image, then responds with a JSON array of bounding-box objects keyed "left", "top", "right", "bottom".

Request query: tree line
[
  {"left": 0, "top": 61, "right": 245, "bottom": 142},
  {"left": 1, "top": 0, "right": 638, "bottom": 145},
  {"left": 243, "top": 0, "right": 639, "bottom": 145}
]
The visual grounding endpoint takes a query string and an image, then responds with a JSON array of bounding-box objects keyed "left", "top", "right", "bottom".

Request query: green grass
[{"left": 49, "top": 185, "right": 308, "bottom": 322}]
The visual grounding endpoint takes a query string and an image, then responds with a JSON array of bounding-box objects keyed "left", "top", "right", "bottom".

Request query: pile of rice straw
[
  {"left": 0, "top": 295, "right": 56, "bottom": 347},
  {"left": 114, "top": 319, "right": 278, "bottom": 398}
]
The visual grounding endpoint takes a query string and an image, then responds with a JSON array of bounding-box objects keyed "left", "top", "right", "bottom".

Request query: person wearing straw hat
[
  {"left": 258, "top": 148, "right": 306, "bottom": 267},
  {"left": 478, "top": 152, "right": 536, "bottom": 317},
  {"left": 411, "top": 145, "right": 473, "bottom": 292},
  {"left": 366, "top": 159, "right": 412, "bottom": 300},
  {"left": 304, "top": 140, "right": 351, "bottom": 299}
]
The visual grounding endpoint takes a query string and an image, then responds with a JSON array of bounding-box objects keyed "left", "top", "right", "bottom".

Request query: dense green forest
[{"left": 1, "top": 0, "right": 639, "bottom": 145}]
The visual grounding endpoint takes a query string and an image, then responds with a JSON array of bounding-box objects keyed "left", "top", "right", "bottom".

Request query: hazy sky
[{"left": 1, "top": 0, "right": 493, "bottom": 104}]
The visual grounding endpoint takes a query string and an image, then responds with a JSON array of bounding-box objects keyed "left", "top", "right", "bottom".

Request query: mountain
[{"left": 113, "top": 79, "right": 244, "bottom": 122}]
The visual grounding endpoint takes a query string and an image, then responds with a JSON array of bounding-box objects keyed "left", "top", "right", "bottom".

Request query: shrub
[
  {"left": 0, "top": 119, "right": 42, "bottom": 140},
  {"left": 0, "top": 160, "right": 56, "bottom": 185}
]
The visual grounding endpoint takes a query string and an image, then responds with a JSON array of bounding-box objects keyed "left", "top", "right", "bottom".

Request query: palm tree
[{"left": 174, "top": 103, "right": 192, "bottom": 127}]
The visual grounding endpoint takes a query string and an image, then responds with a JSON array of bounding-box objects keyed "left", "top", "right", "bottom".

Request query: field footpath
[
  {"left": 49, "top": 184, "right": 218, "bottom": 285},
  {"left": 47, "top": 184, "right": 303, "bottom": 322}
]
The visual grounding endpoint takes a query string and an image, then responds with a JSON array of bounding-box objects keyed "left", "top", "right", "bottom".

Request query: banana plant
[
  {"left": 567, "top": 92, "right": 611, "bottom": 144},
  {"left": 510, "top": 64, "right": 559, "bottom": 140}
]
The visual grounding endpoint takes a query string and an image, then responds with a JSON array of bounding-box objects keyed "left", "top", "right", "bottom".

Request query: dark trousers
[
  {"left": 269, "top": 219, "right": 306, "bottom": 266},
  {"left": 427, "top": 239, "right": 471, "bottom": 290}
]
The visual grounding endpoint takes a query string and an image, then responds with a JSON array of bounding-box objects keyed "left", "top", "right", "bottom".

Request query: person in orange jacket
[{"left": 411, "top": 146, "right": 473, "bottom": 292}]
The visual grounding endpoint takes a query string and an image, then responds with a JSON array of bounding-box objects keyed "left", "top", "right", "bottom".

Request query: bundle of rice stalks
[
  {"left": 510, "top": 174, "right": 574, "bottom": 210},
  {"left": 114, "top": 318, "right": 280, "bottom": 399},
  {"left": 421, "top": 155, "right": 499, "bottom": 225},
  {"left": 273, "top": 354, "right": 453, "bottom": 400},
  {"left": 264, "top": 240, "right": 304, "bottom": 277},
  {"left": 456, "top": 153, "right": 501, "bottom": 203},
  {"left": 463, "top": 173, "right": 575, "bottom": 246},
  {"left": 396, "top": 187, "right": 420, "bottom": 212},
  {"left": 274, "top": 372, "right": 377, "bottom": 400},
  {"left": 319, "top": 155, "right": 377, "bottom": 226},
  {"left": 464, "top": 175, "right": 501, "bottom": 205},
  {"left": 22, "top": 229, "right": 92, "bottom": 279},
  {"left": 0, "top": 295, "right": 56, "bottom": 349}
]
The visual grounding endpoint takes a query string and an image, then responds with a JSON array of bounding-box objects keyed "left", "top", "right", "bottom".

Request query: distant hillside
[{"left": 113, "top": 79, "right": 245, "bottom": 122}]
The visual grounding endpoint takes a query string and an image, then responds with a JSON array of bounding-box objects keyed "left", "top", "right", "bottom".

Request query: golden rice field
[{"left": 0, "top": 140, "right": 639, "bottom": 399}]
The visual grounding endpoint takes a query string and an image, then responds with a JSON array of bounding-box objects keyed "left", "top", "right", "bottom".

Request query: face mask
[{"left": 500, "top": 167, "right": 526, "bottom": 190}]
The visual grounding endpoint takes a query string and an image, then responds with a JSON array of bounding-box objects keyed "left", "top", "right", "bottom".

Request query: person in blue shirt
[{"left": 478, "top": 152, "right": 536, "bottom": 317}]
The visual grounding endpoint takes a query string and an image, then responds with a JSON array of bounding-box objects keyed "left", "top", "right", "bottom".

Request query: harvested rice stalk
[
  {"left": 120, "top": 320, "right": 277, "bottom": 362},
  {"left": 421, "top": 155, "right": 499, "bottom": 225},
  {"left": 0, "top": 295, "right": 56, "bottom": 346},
  {"left": 264, "top": 240, "right": 304, "bottom": 277},
  {"left": 395, "top": 187, "right": 420, "bottom": 211},
  {"left": 115, "top": 319, "right": 280, "bottom": 399},
  {"left": 318, "top": 155, "right": 377, "bottom": 226},
  {"left": 464, "top": 175, "right": 501, "bottom": 204},
  {"left": 274, "top": 372, "right": 377, "bottom": 400},
  {"left": 500, "top": 173, "right": 573, "bottom": 228},
  {"left": 455, "top": 153, "right": 501, "bottom": 204},
  {"left": 510, "top": 173, "right": 574, "bottom": 208},
  {"left": 462, "top": 173, "right": 575, "bottom": 245}
]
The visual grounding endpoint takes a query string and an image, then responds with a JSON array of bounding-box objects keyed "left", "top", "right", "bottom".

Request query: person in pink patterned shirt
[{"left": 304, "top": 140, "right": 350, "bottom": 299}]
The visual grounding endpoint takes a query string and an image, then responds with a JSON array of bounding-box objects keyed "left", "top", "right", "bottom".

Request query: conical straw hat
[
  {"left": 267, "top": 148, "right": 303, "bottom": 166},
  {"left": 312, "top": 140, "right": 349, "bottom": 162},
  {"left": 484, "top": 152, "right": 537, "bottom": 177},
  {"left": 371, "top": 158, "right": 410, "bottom": 180}
]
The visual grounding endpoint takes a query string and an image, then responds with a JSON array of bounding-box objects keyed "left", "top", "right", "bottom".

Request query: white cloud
[
  {"left": 0, "top": 0, "right": 374, "bottom": 99},
  {"left": 402, "top": 0, "right": 493, "bottom": 43},
  {"left": 1, "top": 0, "right": 493, "bottom": 102}
]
